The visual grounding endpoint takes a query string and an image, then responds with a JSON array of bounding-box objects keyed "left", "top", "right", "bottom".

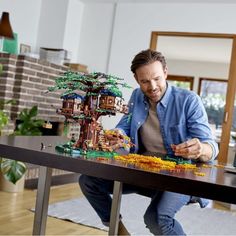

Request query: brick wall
[{"left": 0, "top": 53, "right": 67, "bottom": 134}]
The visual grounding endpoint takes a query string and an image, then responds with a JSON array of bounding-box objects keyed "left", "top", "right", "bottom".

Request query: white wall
[
  {"left": 78, "top": 2, "right": 236, "bottom": 128},
  {"left": 77, "top": 2, "right": 116, "bottom": 72},
  {"left": 0, "top": 0, "right": 42, "bottom": 52},
  {"left": 108, "top": 2, "right": 236, "bottom": 82},
  {"left": 0, "top": 0, "right": 83, "bottom": 59},
  {"left": 36, "top": 0, "right": 69, "bottom": 51},
  {"left": 37, "top": 0, "right": 84, "bottom": 61},
  {"left": 63, "top": 0, "right": 84, "bottom": 61},
  {"left": 168, "top": 59, "right": 229, "bottom": 92},
  {"left": 1, "top": 0, "right": 236, "bottom": 129}
]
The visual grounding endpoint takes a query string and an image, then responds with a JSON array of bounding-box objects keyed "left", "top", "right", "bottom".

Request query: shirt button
[{"left": 138, "top": 122, "right": 141, "bottom": 125}]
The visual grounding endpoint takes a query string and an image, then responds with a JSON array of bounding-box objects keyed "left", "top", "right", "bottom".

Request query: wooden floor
[
  {"left": 0, "top": 183, "right": 106, "bottom": 235},
  {"left": 0, "top": 183, "right": 234, "bottom": 235}
]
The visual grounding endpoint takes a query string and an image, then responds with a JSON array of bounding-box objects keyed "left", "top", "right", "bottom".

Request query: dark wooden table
[{"left": 0, "top": 136, "right": 236, "bottom": 235}]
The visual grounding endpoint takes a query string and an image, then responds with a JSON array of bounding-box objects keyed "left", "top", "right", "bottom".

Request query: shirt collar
[{"left": 159, "top": 82, "right": 172, "bottom": 107}]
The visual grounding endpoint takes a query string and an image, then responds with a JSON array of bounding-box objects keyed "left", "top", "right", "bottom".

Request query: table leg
[
  {"left": 109, "top": 181, "right": 123, "bottom": 236},
  {"left": 32, "top": 166, "right": 52, "bottom": 235}
]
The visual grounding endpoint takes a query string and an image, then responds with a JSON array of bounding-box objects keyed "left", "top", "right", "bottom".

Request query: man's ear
[
  {"left": 134, "top": 74, "right": 139, "bottom": 84},
  {"left": 164, "top": 66, "right": 168, "bottom": 79}
]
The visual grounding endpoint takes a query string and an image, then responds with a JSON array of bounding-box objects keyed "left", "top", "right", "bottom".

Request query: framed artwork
[{"left": 20, "top": 43, "right": 31, "bottom": 54}]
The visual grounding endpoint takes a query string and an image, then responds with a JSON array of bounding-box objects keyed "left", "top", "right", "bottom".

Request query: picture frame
[{"left": 20, "top": 43, "right": 31, "bottom": 54}]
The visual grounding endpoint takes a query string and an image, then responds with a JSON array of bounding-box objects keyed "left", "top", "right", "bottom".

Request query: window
[
  {"left": 198, "top": 78, "right": 227, "bottom": 141},
  {"left": 167, "top": 75, "right": 193, "bottom": 90}
]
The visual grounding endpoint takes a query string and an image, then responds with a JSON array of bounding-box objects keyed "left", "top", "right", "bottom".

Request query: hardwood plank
[
  {"left": 0, "top": 183, "right": 106, "bottom": 235},
  {"left": 0, "top": 183, "right": 234, "bottom": 235}
]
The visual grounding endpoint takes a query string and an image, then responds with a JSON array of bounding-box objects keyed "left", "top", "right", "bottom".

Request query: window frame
[{"left": 167, "top": 75, "right": 194, "bottom": 90}]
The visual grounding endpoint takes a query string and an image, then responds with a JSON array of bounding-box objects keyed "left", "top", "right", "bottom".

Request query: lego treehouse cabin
[{"left": 48, "top": 71, "right": 132, "bottom": 156}]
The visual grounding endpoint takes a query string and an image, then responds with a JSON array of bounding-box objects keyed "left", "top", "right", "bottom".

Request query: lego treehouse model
[{"left": 48, "top": 71, "right": 132, "bottom": 157}]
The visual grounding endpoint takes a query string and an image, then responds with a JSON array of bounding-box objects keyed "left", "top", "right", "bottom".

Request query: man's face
[{"left": 134, "top": 61, "right": 168, "bottom": 103}]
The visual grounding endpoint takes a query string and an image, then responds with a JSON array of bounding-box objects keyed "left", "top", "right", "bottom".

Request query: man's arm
[{"left": 174, "top": 93, "right": 219, "bottom": 161}]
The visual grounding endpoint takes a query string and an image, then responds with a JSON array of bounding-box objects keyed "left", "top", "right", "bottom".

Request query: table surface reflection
[{"left": 0, "top": 136, "right": 236, "bottom": 204}]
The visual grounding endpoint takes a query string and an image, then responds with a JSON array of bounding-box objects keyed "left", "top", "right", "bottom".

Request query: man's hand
[{"left": 171, "top": 138, "right": 213, "bottom": 162}]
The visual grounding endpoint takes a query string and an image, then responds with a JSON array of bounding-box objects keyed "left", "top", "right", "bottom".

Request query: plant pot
[{"left": 0, "top": 173, "right": 25, "bottom": 193}]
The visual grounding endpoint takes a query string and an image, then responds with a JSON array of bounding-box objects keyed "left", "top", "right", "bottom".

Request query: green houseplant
[{"left": 0, "top": 105, "right": 44, "bottom": 185}]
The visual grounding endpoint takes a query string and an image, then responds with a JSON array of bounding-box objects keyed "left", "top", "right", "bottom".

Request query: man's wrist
[{"left": 199, "top": 143, "right": 213, "bottom": 162}]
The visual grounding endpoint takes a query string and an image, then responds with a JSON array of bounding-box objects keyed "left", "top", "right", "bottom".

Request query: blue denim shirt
[
  {"left": 116, "top": 84, "right": 218, "bottom": 208},
  {"left": 116, "top": 83, "right": 219, "bottom": 160}
]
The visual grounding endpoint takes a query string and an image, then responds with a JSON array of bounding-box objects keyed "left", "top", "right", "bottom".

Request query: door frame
[{"left": 150, "top": 31, "right": 236, "bottom": 163}]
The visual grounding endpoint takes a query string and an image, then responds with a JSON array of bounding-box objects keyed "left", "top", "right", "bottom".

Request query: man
[{"left": 79, "top": 49, "right": 219, "bottom": 235}]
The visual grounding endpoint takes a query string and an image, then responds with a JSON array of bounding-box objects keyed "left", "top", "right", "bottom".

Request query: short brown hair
[{"left": 130, "top": 49, "right": 167, "bottom": 74}]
